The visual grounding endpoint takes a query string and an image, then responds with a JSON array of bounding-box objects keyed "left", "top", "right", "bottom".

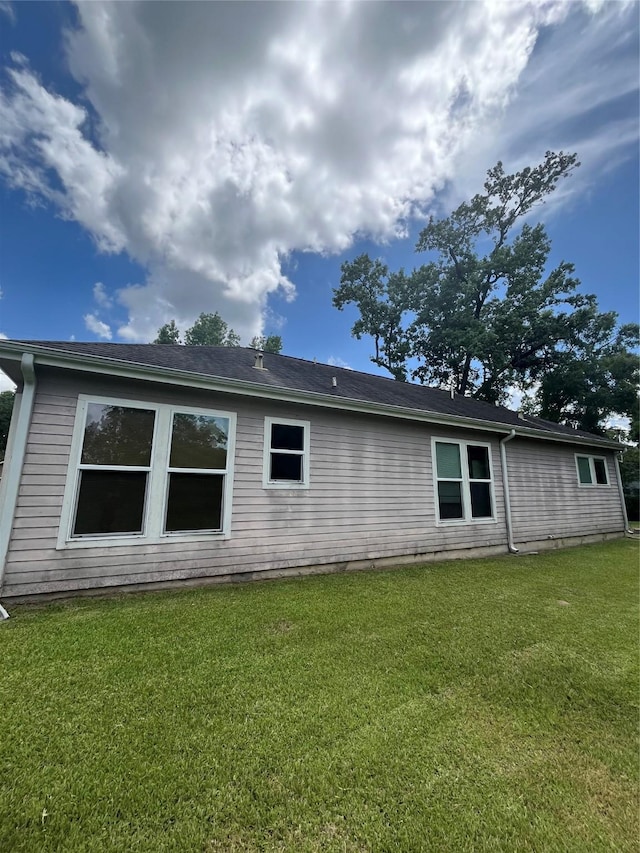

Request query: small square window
[{"left": 263, "top": 418, "right": 310, "bottom": 488}]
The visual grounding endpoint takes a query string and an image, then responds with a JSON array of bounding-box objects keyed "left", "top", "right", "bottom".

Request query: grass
[{"left": 1, "top": 540, "right": 638, "bottom": 852}]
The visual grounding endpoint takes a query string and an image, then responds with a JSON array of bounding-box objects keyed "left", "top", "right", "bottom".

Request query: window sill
[
  {"left": 262, "top": 481, "right": 309, "bottom": 490},
  {"left": 56, "top": 530, "right": 230, "bottom": 550},
  {"left": 435, "top": 517, "right": 498, "bottom": 527}
]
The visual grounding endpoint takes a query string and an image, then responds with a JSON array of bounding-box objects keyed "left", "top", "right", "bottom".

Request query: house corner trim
[{"left": 0, "top": 353, "right": 36, "bottom": 593}]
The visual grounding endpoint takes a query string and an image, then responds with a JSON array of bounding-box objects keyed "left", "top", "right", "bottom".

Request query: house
[{"left": 0, "top": 340, "right": 630, "bottom": 601}]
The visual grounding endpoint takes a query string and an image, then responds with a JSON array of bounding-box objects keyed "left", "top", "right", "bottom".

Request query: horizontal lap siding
[
  {"left": 507, "top": 439, "right": 624, "bottom": 543},
  {"left": 4, "top": 368, "right": 510, "bottom": 596}
]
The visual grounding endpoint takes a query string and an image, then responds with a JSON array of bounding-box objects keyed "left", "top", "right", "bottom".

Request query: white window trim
[
  {"left": 262, "top": 416, "right": 310, "bottom": 489},
  {"left": 431, "top": 437, "right": 497, "bottom": 525},
  {"left": 57, "top": 395, "right": 236, "bottom": 549},
  {"left": 575, "top": 453, "right": 610, "bottom": 487}
]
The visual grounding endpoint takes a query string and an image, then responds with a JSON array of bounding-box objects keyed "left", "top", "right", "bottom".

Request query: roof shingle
[{"left": 3, "top": 340, "right": 620, "bottom": 448}]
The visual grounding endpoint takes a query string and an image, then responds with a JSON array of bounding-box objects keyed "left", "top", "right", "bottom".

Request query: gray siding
[
  {"left": 507, "top": 438, "right": 624, "bottom": 543},
  {"left": 1, "top": 368, "right": 625, "bottom": 597}
]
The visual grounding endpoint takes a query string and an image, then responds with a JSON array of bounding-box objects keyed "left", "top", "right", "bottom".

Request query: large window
[
  {"left": 263, "top": 417, "right": 310, "bottom": 489},
  {"left": 433, "top": 439, "right": 495, "bottom": 523},
  {"left": 575, "top": 454, "right": 609, "bottom": 486},
  {"left": 59, "top": 397, "right": 235, "bottom": 547}
]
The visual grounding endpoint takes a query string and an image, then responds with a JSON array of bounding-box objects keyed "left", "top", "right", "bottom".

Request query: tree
[
  {"left": 0, "top": 390, "right": 14, "bottom": 460},
  {"left": 153, "top": 313, "right": 242, "bottom": 347},
  {"left": 333, "top": 151, "right": 639, "bottom": 431},
  {"left": 249, "top": 335, "right": 283, "bottom": 354},
  {"left": 531, "top": 318, "right": 639, "bottom": 433},
  {"left": 154, "top": 320, "right": 181, "bottom": 344},
  {"left": 184, "top": 312, "right": 241, "bottom": 347},
  {"left": 153, "top": 314, "right": 285, "bottom": 352}
]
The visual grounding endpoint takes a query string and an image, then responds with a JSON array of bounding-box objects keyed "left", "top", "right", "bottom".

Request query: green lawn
[{"left": 1, "top": 540, "right": 638, "bottom": 852}]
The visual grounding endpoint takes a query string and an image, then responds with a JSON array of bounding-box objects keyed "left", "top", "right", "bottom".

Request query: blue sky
[{"left": 0, "top": 1, "right": 638, "bottom": 394}]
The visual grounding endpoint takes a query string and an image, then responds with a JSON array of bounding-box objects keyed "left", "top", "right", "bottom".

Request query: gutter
[
  {"left": 613, "top": 451, "right": 633, "bottom": 535},
  {"left": 0, "top": 353, "right": 36, "bottom": 607},
  {"left": 0, "top": 342, "right": 621, "bottom": 452},
  {"left": 499, "top": 430, "right": 519, "bottom": 554}
]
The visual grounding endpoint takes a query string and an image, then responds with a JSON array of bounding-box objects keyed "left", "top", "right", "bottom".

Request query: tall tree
[
  {"left": 184, "top": 312, "right": 241, "bottom": 347},
  {"left": 333, "top": 152, "right": 638, "bottom": 431},
  {"left": 154, "top": 320, "right": 181, "bottom": 345},
  {"left": 530, "top": 317, "right": 639, "bottom": 433},
  {"left": 249, "top": 335, "right": 283, "bottom": 354},
  {"left": 153, "top": 313, "right": 242, "bottom": 347},
  {"left": 334, "top": 151, "right": 582, "bottom": 396}
]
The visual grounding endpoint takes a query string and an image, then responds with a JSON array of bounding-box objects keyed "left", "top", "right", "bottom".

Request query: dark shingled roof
[{"left": 4, "top": 340, "right": 620, "bottom": 448}]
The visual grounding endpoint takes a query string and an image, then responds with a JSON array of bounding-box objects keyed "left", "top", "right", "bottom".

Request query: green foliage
[
  {"left": 1, "top": 541, "right": 638, "bottom": 850},
  {"left": 153, "top": 319, "right": 181, "bottom": 344},
  {"left": 334, "top": 152, "right": 639, "bottom": 432},
  {"left": 153, "top": 315, "right": 285, "bottom": 352},
  {"left": 532, "top": 319, "right": 639, "bottom": 434},
  {"left": 249, "top": 335, "right": 283, "bottom": 354},
  {"left": 333, "top": 254, "right": 411, "bottom": 380},
  {"left": 0, "top": 390, "right": 15, "bottom": 460},
  {"left": 153, "top": 313, "right": 244, "bottom": 347},
  {"left": 184, "top": 312, "right": 241, "bottom": 346}
]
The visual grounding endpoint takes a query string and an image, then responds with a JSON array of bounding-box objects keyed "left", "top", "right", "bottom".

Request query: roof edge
[{"left": 0, "top": 341, "right": 622, "bottom": 451}]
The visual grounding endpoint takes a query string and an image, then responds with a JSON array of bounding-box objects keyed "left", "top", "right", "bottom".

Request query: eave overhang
[{"left": 0, "top": 341, "right": 623, "bottom": 451}]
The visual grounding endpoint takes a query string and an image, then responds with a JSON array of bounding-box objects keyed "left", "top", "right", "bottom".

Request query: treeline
[{"left": 154, "top": 312, "right": 282, "bottom": 353}]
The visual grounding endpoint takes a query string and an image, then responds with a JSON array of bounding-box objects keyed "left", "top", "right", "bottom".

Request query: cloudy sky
[{"left": 0, "top": 0, "right": 638, "bottom": 391}]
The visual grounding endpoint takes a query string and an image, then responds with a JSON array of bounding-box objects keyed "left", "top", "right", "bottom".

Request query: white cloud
[
  {"left": 83, "top": 313, "right": 112, "bottom": 340},
  {"left": 92, "top": 281, "right": 112, "bottom": 308},
  {"left": 327, "top": 356, "right": 353, "bottom": 371},
  {"left": 0, "top": 1, "right": 637, "bottom": 341},
  {"left": 605, "top": 414, "right": 631, "bottom": 433},
  {"left": 0, "top": 2, "right": 15, "bottom": 25}
]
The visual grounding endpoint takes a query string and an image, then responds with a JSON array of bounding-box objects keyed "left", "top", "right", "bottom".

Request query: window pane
[
  {"left": 467, "top": 445, "right": 490, "bottom": 480},
  {"left": 165, "top": 473, "right": 223, "bottom": 532},
  {"left": 438, "top": 481, "right": 463, "bottom": 519},
  {"left": 577, "top": 456, "right": 592, "bottom": 484},
  {"left": 170, "top": 414, "right": 229, "bottom": 469},
  {"left": 435, "top": 442, "right": 462, "bottom": 479},
  {"left": 270, "top": 453, "right": 303, "bottom": 481},
  {"left": 593, "top": 458, "right": 608, "bottom": 485},
  {"left": 81, "top": 404, "right": 155, "bottom": 466},
  {"left": 73, "top": 470, "right": 147, "bottom": 535},
  {"left": 271, "top": 423, "right": 304, "bottom": 451},
  {"left": 470, "top": 482, "right": 492, "bottom": 518}
]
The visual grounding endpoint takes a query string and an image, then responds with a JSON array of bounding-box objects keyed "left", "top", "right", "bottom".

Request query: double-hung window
[
  {"left": 433, "top": 438, "right": 495, "bottom": 523},
  {"left": 263, "top": 417, "right": 310, "bottom": 488},
  {"left": 73, "top": 402, "right": 156, "bottom": 536},
  {"left": 59, "top": 396, "right": 236, "bottom": 547},
  {"left": 575, "top": 454, "right": 609, "bottom": 486}
]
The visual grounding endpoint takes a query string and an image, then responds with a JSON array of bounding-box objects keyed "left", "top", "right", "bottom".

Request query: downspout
[
  {"left": 499, "top": 429, "right": 519, "bottom": 554},
  {"left": 613, "top": 451, "right": 632, "bottom": 534},
  {"left": 0, "top": 353, "right": 36, "bottom": 610}
]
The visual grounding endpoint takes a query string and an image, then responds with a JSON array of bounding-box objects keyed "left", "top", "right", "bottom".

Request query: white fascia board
[{"left": 0, "top": 342, "right": 622, "bottom": 452}]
